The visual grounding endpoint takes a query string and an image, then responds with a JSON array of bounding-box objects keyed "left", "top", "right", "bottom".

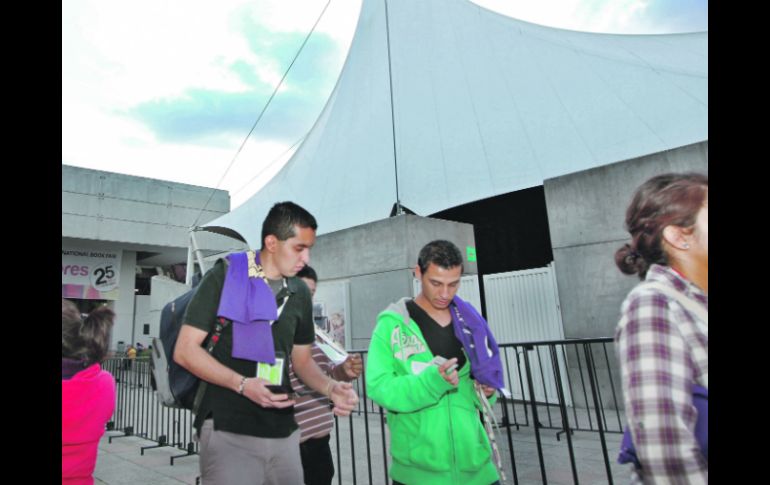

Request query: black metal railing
[
  {"left": 102, "top": 357, "right": 198, "bottom": 465},
  {"left": 103, "top": 337, "right": 628, "bottom": 484}
]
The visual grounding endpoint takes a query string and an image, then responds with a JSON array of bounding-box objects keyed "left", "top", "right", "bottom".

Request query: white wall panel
[{"left": 483, "top": 263, "right": 570, "bottom": 405}]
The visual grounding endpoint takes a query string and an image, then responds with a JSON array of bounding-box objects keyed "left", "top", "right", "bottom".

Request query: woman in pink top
[{"left": 62, "top": 299, "right": 116, "bottom": 485}]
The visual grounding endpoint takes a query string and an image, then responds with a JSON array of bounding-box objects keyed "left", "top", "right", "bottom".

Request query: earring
[{"left": 683, "top": 243, "right": 690, "bottom": 249}]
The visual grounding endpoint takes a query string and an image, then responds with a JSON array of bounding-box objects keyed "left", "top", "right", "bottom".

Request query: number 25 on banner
[{"left": 90, "top": 263, "right": 118, "bottom": 292}]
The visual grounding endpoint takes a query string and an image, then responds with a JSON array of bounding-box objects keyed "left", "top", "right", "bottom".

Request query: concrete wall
[
  {"left": 110, "top": 250, "right": 137, "bottom": 350},
  {"left": 62, "top": 165, "right": 240, "bottom": 351},
  {"left": 62, "top": 165, "right": 230, "bottom": 248},
  {"left": 543, "top": 141, "right": 708, "bottom": 407},
  {"left": 310, "top": 215, "right": 477, "bottom": 350}
]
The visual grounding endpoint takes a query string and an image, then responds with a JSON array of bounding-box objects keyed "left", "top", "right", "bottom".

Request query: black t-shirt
[
  {"left": 406, "top": 300, "right": 466, "bottom": 370},
  {"left": 183, "top": 258, "right": 315, "bottom": 438}
]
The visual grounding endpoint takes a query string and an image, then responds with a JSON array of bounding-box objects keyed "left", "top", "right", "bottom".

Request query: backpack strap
[{"left": 192, "top": 316, "right": 231, "bottom": 415}]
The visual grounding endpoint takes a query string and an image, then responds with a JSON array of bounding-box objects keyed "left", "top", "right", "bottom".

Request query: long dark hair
[
  {"left": 615, "top": 172, "right": 708, "bottom": 279},
  {"left": 62, "top": 299, "right": 115, "bottom": 365}
]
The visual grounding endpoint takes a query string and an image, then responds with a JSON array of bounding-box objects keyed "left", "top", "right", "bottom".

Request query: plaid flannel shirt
[{"left": 615, "top": 264, "right": 708, "bottom": 484}]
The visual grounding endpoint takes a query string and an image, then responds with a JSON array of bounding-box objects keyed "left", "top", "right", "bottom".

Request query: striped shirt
[
  {"left": 615, "top": 264, "right": 708, "bottom": 484},
  {"left": 289, "top": 342, "right": 352, "bottom": 442}
]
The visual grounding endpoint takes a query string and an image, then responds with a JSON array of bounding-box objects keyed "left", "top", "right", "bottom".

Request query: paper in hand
[{"left": 314, "top": 324, "right": 349, "bottom": 364}]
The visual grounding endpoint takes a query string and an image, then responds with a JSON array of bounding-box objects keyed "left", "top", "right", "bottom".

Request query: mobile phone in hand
[
  {"left": 432, "top": 355, "right": 458, "bottom": 374},
  {"left": 265, "top": 384, "right": 293, "bottom": 395}
]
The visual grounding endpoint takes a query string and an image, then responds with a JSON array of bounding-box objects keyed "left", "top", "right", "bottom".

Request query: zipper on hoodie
[
  {"left": 448, "top": 389, "right": 458, "bottom": 483},
  {"left": 397, "top": 301, "right": 458, "bottom": 480}
]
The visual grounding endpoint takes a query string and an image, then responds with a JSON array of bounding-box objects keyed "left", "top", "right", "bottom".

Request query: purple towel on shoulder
[
  {"left": 450, "top": 296, "right": 505, "bottom": 390},
  {"left": 217, "top": 252, "right": 277, "bottom": 363}
]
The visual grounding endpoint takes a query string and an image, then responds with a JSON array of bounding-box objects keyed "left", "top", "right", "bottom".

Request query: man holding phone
[
  {"left": 366, "top": 240, "right": 502, "bottom": 485},
  {"left": 289, "top": 265, "right": 363, "bottom": 485},
  {"left": 174, "top": 202, "right": 359, "bottom": 485}
]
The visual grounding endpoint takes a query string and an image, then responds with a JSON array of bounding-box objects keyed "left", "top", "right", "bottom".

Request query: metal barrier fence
[
  {"left": 102, "top": 357, "right": 198, "bottom": 465},
  {"left": 104, "top": 337, "right": 628, "bottom": 484}
]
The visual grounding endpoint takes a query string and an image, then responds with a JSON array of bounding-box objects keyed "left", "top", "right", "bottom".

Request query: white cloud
[
  {"left": 470, "top": 0, "right": 658, "bottom": 34},
  {"left": 63, "top": 0, "right": 361, "bottom": 106},
  {"left": 578, "top": 0, "right": 652, "bottom": 34},
  {"left": 63, "top": 0, "right": 257, "bottom": 107},
  {"left": 62, "top": 87, "right": 302, "bottom": 209},
  {"left": 63, "top": 0, "right": 360, "bottom": 207},
  {"left": 251, "top": 0, "right": 362, "bottom": 43}
]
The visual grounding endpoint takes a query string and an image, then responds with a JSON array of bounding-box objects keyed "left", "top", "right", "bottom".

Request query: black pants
[{"left": 300, "top": 434, "right": 335, "bottom": 485}]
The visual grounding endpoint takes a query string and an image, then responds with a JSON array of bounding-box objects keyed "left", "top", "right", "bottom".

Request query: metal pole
[
  {"left": 185, "top": 234, "right": 195, "bottom": 286},
  {"left": 383, "top": 0, "right": 402, "bottom": 214},
  {"left": 379, "top": 406, "right": 389, "bottom": 485},
  {"left": 189, "top": 228, "right": 208, "bottom": 276},
  {"left": 500, "top": 395, "right": 519, "bottom": 484},
  {"left": 523, "top": 345, "right": 548, "bottom": 484},
  {"left": 550, "top": 344, "right": 579, "bottom": 484},
  {"left": 583, "top": 344, "right": 614, "bottom": 484}
]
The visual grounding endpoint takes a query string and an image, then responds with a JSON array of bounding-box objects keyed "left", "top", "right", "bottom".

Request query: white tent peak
[{"left": 207, "top": 0, "right": 707, "bottom": 246}]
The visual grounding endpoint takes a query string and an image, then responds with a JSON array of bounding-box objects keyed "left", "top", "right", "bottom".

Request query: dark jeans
[{"left": 300, "top": 434, "right": 335, "bottom": 485}]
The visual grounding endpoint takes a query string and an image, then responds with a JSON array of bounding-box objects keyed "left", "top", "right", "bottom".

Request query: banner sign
[
  {"left": 62, "top": 247, "right": 122, "bottom": 300},
  {"left": 313, "top": 280, "right": 349, "bottom": 351}
]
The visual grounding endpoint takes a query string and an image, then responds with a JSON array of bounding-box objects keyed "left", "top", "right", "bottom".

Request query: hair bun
[{"left": 615, "top": 243, "right": 645, "bottom": 276}]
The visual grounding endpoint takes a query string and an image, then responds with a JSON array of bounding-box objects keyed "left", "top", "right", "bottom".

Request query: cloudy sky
[{"left": 62, "top": 0, "right": 707, "bottom": 209}]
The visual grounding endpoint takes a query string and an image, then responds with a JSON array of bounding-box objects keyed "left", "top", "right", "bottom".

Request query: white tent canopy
[{"left": 208, "top": 0, "right": 707, "bottom": 246}]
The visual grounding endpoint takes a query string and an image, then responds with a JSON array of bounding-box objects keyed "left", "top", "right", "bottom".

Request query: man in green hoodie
[{"left": 366, "top": 240, "right": 500, "bottom": 485}]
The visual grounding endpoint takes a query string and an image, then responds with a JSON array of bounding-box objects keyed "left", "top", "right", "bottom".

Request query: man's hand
[
  {"left": 438, "top": 357, "right": 459, "bottom": 386},
  {"left": 242, "top": 378, "right": 296, "bottom": 409},
  {"left": 329, "top": 381, "right": 359, "bottom": 416},
  {"left": 342, "top": 353, "right": 363, "bottom": 379},
  {"left": 479, "top": 383, "right": 496, "bottom": 397}
]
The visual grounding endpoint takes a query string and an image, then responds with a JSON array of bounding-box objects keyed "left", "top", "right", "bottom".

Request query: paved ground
[{"left": 96, "top": 407, "right": 631, "bottom": 485}]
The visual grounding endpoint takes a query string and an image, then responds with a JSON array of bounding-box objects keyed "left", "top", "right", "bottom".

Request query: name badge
[{"left": 257, "top": 357, "right": 285, "bottom": 385}]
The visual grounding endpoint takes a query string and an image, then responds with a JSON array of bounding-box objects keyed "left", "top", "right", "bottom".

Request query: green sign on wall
[{"left": 466, "top": 246, "right": 477, "bottom": 262}]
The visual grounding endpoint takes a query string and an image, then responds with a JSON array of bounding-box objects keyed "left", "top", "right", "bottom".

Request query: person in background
[
  {"left": 290, "top": 265, "right": 363, "bottom": 485},
  {"left": 614, "top": 172, "right": 708, "bottom": 483},
  {"left": 62, "top": 299, "right": 116, "bottom": 485},
  {"left": 125, "top": 344, "right": 136, "bottom": 370},
  {"left": 135, "top": 342, "right": 149, "bottom": 358}
]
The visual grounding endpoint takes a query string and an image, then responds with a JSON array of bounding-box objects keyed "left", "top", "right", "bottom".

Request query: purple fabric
[
  {"left": 619, "top": 384, "right": 708, "bottom": 467},
  {"left": 217, "top": 251, "right": 277, "bottom": 364},
  {"left": 62, "top": 357, "right": 88, "bottom": 380},
  {"left": 449, "top": 296, "right": 505, "bottom": 390}
]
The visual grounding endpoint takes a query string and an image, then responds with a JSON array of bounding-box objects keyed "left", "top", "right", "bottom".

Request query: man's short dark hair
[
  {"left": 296, "top": 265, "right": 317, "bottom": 282},
  {"left": 417, "top": 240, "right": 464, "bottom": 274},
  {"left": 261, "top": 202, "right": 318, "bottom": 249}
]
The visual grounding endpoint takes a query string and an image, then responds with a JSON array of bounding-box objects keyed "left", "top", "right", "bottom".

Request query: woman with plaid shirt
[{"left": 614, "top": 172, "right": 708, "bottom": 484}]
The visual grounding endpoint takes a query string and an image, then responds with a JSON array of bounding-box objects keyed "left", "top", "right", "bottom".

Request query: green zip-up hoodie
[{"left": 366, "top": 298, "right": 499, "bottom": 485}]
